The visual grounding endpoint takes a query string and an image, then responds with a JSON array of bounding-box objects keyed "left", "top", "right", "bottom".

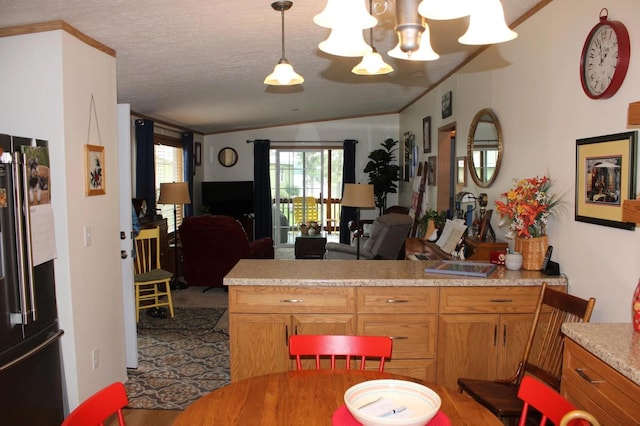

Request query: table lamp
[
  {"left": 341, "top": 183, "right": 376, "bottom": 259},
  {"left": 158, "top": 182, "right": 191, "bottom": 289}
]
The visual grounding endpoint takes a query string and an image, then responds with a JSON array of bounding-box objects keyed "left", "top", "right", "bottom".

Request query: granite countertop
[
  {"left": 224, "top": 259, "right": 568, "bottom": 287},
  {"left": 562, "top": 323, "right": 640, "bottom": 386}
]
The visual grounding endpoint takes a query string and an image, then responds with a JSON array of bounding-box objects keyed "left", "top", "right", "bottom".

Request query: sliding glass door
[{"left": 270, "top": 147, "right": 343, "bottom": 246}]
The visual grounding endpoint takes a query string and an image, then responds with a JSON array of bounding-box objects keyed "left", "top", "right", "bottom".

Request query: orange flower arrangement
[{"left": 495, "top": 176, "right": 559, "bottom": 239}]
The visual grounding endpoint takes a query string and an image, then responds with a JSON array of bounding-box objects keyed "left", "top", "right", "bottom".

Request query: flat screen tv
[{"left": 202, "top": 181, "right": 254, "bottom": 217}]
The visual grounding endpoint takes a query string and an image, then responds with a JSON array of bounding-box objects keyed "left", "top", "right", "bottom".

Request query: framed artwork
[
  {"left": 427, "top": 155, "right": 437, "bottom": 186},
  {"left": 442, "top": 91, "right": 452, "bottom": 119},
  {"left": 402, "top": 131, "right": 413, "bottom": 182},
  {"left": 456, "top": 156, "right": 466, "bottom": 185},
  {"left": 423, "top": 116, "right": 432, "bottom": 153},
  {"left": 85, "top": 144, "right": 105, "bottom": 196},
  {"left": 575, "top": 131, "right": 637, "bottom": 230},
  {"left": 195, "top": 142, "right": 202, "bottom": 166}
]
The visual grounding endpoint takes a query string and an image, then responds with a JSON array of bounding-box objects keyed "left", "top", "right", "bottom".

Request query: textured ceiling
[{"left": 0, "top": 0, "right": 545, "bottom": 134}]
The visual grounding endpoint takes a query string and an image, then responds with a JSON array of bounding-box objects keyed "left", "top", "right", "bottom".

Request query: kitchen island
[{"left": 225, "top": 259, "right": 568, "bottom": 387}]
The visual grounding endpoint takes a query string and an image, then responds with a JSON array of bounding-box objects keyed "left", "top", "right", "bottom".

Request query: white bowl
[{"left": 344, "top": 379, "right": 441, "bottom": 426}]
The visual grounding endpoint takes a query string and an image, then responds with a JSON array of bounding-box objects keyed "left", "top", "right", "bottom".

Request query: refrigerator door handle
[
  {"left": 19, "top": 152, "right": 37, "bottom": 322},
  {"left": 0, "top": 329, "right": 64, "bottom": 372},
  {"left": 11, "top": 155, "right": 30, "bottom": 325}
]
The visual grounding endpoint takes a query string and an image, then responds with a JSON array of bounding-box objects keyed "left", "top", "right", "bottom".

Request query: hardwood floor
[{"left": 106, "top": 408, "right": 182, "bottom": 425}]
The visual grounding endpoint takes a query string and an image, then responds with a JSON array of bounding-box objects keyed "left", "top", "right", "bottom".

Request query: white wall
[
  {"left": 0, "top": 29, "right": 126, "bottom": 409},
  {"left": 400, "top": 0, "right": 640, "bottom": 322},
  {"left": 203, "top": 114, "right": 400, "bottom": 221}
]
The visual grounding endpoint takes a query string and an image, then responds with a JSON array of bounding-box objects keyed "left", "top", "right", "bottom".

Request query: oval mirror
[
  {"left": 467, "top": 108, "right": 503, "bottom": 188},
  {"left": 218, "top": 147, "right": 238, "bottom": 167}
]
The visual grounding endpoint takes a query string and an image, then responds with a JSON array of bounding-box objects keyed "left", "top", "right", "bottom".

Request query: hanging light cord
[{"left": 280, "top": 7, "right": 286, "bottom": 60}]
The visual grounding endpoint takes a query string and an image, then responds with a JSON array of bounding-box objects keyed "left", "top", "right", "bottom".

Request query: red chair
[
  {"left": 517, "top": 376, "right": 594, "bottom": 426},
  {"left": 289, "top": 334, "right": 392, "bottom": 372},
  {"left": 62, "top": 382, "right": 128, "bottom": 426}
]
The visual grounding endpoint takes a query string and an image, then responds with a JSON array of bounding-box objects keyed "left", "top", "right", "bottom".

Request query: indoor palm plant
[
  {"left": 495, "top": 176, "right": 559, "bottom": 269},
  {"left": 364, "top": 138, "right": 401, "bottom": 216}
]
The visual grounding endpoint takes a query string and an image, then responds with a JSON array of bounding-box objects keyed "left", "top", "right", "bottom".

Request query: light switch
[{"left": 83, "top": 226, "right": 92, "bottom": 247}]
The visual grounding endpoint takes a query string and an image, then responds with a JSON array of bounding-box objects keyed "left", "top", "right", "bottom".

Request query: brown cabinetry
[
  {"left": 229, "top": 286, "right": 356, "bottom": 381},
  {"left": 463, "top": 236, "right": 508, "bottom": 261},
  {"left": 357, "top": 287, "right": 438, "bottom": 381},
  {"left": 436, "top": 286, "right": 541, "bottom": 389},
  {"left": 561, "top": 339, "right": 640, "bottom": 425}
]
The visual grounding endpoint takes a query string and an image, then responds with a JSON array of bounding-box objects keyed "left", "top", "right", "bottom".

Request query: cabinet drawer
[
  {"left": 229, "top": 286, "right": 356, "bottom": 313},
  {"left": 562, "top": 339, "right": 640, "bottom": 425},
  {"left": 358, "top": 314, "right": 436, "bottom": 359},
  {"left": 357, "top": 287, "right": 438, "bottom": 313},
  {"left": 439, "top": 286, "right": 543, "bottom": 314}
]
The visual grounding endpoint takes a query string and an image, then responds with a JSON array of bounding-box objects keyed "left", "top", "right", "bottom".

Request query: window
[{"left": 154, "top": 135, "right": 184, "bottom": 233}]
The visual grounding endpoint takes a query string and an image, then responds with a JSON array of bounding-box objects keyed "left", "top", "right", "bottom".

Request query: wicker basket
[{"left": 514, "top": 235, "right": 548, "bottom": 270}]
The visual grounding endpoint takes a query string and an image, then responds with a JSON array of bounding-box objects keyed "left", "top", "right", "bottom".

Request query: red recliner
[{"left": 179, "top": 215, "right": 274, "bottom": 289}]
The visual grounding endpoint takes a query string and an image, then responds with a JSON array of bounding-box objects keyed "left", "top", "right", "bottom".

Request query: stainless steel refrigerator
[{"left": 0, "top": 134, "right": 65, "bottom": 425}]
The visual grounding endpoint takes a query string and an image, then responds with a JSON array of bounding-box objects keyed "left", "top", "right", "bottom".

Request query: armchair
[
  {"left": 179, "top": 215, "right": 274, "bottom": 289},
  {"left": 324, "top": 213, "right": 413, "bottom": 260}
]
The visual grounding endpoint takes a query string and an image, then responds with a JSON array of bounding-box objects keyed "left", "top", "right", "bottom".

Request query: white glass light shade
[
  {"left": 388, "top": 23, "right": 439, "bottom": 61},
  {"left": 352, "top": 50, "right": 394, "bottom": 75},
  {"left": 314, "top": 0, "right": 377, "bottom": 29},
  {"left": 264, "top": 60, "right": 304, "bottom": 85},
  {"left": 319, "top": 26, "right": 372, "bottom": 57},
  {"left": 418, "top": 0, "right": 472, "bottom": 20},
  {"left": 458, "top": 0, "right": 517, "bottom": 45}
]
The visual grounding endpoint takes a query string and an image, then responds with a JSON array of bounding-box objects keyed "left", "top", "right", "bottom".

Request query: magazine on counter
[{"left": 425, "top": 260, "right": 497, "bottom": 277}]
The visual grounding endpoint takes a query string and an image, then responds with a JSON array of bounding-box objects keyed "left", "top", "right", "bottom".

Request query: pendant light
[
  {"left": 418, "top": 0, "right": 472, "bottom": 20},
  {"left": 352, "top": 0, "right": 393, "bottom": 75},
  {"left": 319, "top": 26, "right": 373, "bottom": 57},
  {"left": 264, "top": 1, "right": 304, "bottom": 86},
  {"left": 388, "top": 19, "right": 439, "bottom": 61},
  {"left": 314, "top": 0, "right": 376, "bottom": 30},
  {"left": 458, "top": 0, "right": 517, "bottom": 45}
]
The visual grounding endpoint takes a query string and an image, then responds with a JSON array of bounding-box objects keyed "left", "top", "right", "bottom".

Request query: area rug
[{"left": 126, "top": 307, "right": 231, "bottom": 410}]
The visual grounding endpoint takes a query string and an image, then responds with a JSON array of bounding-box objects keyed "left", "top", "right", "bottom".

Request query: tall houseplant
[{"left": 364, "top": 138, "right": 401, "bottom": 216}]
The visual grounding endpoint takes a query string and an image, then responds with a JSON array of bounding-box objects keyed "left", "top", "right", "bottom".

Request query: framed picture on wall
[
  {"left": 423, "top": 116, "right": 432, "bottom": 153},
  {"left": 575, "top": 131, "right": 637, "bottom": 230},
  {"left": 442, "top": 91, "right": 452, "bottom": 119},
  {"left": 427, "top": 156, "right": 437, "bottom": 186},
  {"left": 85, "top": 144, "right": 105, "bottom": 196}
]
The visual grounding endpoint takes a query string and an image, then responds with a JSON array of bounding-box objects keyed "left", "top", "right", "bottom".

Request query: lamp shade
[
  {"left": 314, "top": 0, "right": 377, "bottom": 29},
  {"left": 158, "top": 182, "right": 191, "bottom": 205},
  {"left": 319, "top": 26, "right": 372, "bottom": 57},
  {"left": 341, "top": 184, "right": 376, "bottom": 208},
  {"left": 458, "top": 0, "right": 517, "bottom": 45},
  {"left": 418, "top": 0, "right": 471, "bottom": 20},
  {"left": 352, "top": 50, "right": 394, "bottom": 75},
  {"left": 264, "top": 60, "right": 304, "bottom": 85}
]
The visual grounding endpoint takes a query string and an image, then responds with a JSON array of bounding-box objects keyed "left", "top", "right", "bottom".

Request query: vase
[
  {"left": 633, "top": 279, "right": 640, "bottom": 332},
  {"left": 514, "top": 235, "right": 548, "bottom": 270}
]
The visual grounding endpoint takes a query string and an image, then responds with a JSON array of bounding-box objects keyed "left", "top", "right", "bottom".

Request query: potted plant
[
  {"left": 417, "top": 209, "right": 447, "bottom": 239},
  {"left": 364, "top": 138, "right": 401, "bottom": 216}
]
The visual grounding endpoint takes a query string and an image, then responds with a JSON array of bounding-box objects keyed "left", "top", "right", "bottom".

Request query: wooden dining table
[{"left": 172, "top": 370, "right": 503, "bottom": 426}]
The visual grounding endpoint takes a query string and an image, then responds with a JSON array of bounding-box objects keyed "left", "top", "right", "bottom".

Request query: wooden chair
[
  {"left": 289, "top": 334, "right": 393, "bottom": 372},
  {"left": 457, "top": 283, "right": 596, "bottom": 423},
  {"left": 62, "top": 382, "right": 128, "bottom": 426},
  {"left": 517, "top": 376, "right": 599, "bottom": 426},
  {"left": 134, "top": 227, "right": 174, "bottom": 321}
]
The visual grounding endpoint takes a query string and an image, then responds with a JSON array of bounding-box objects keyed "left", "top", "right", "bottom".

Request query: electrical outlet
[
  {"left": 84, "top": 226, "right": 92, "bottom": 247},
  {"left": 92, "top": 348, "right": 99, "bottom": 369}
]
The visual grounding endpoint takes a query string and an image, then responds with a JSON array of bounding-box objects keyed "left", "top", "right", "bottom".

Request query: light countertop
[
  {"left": 224, "top": 259, "right": 568, "bottom": 287},
  {"left": 562, "top": 323, "right": 640, "bottom": 386}
]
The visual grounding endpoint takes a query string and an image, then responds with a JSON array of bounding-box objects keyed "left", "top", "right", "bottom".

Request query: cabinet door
[
  {"left": 230, "top": 313, "right": 290, "bottom": 382},
  {"left": 496, "top": 313, "right": 533, "bottom": 379},
  {"left": 290, "top": 314, "right": 356, "bottom": 370},
  {"left": 437, "top": 314, "right": 499, "bottom": 390},
  {"left": 358, "top": 314, "right": 437, "bottom": 359}
]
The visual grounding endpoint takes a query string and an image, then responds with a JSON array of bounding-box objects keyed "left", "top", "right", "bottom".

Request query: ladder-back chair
[
  {"left": 457, "top": 283, "right": 596, "bottom": 423},
  {"left": 289, "top": 334, "right": 393, "bottom": 372},
  {"left": 62, "top": 382, "right": 128, "bottom": 426},
  {"left": 293, "top": 196, "right": 319, "bottom": 225},
  {"left": 133, "top": 227, "right": 174, "bottom": 321}
]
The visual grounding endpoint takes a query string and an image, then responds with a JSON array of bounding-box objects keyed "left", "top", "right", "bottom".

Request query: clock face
[
  {"left": 580, "top": 15, "right": 630, "bottom": 100},
  {"left": 583, "top": 25, "right": 619, "bottom": 96}
]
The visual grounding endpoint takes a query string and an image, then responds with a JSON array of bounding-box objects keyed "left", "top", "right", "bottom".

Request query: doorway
[{"left": 436, "top": 124, "right": 457, "bottom": 214}]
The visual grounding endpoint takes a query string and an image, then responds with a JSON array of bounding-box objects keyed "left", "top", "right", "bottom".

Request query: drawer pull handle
[
  {"left": 490, "top": 299, "right": 513, "bottom": 303},
  {"left": 576, "top": 368, "right": 604, "bottom": 384},
  {"left": 390, "top": 336, "right": 409, "bottom": 340},
  {"left": 386, "top": 299, "right": 410, "bottom": 303},
  {"left": 280, "top": 299, "right": 303, "bottom": 303}
]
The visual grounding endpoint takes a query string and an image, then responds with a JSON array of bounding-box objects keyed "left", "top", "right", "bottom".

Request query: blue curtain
[
  {"left": 182, "top": 132, "right": 194, "bottom": 217},
  {"left": 253, "top": 140, "right": 272, "bottom": 239},
  {"left": 134, "top": 119, "right": 156, "bottom": 217},
  {"left": 340, "top": 139, "right": 357, "bottom": 244}
]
